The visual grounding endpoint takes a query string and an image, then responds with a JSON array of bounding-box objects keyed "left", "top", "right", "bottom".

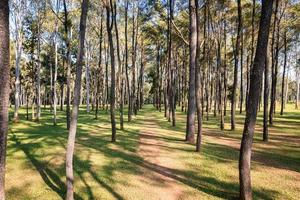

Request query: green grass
[{"left": 6, "top": 103, "right": 300, "bottom": 200}]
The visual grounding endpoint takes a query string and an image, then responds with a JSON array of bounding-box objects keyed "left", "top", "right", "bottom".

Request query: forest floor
[{"left": 6, "top": 104, "right": 300, "bottom": 200}]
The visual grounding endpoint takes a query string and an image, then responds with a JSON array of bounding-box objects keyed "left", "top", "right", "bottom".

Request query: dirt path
[{"left": 137, "top": 115, "right": 184, "bottom": 200}]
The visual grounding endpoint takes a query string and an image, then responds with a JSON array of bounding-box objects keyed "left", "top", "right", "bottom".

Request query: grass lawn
[{"left": 6, "top": 103, "right": 300, "bottom": 200}]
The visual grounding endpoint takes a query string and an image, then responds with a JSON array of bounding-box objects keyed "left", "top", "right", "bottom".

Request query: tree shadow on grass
[
  {"left": 10, "top": 133, "right": 83, "bottom": 200},
  {"left": 74, "top": 155, "right": 125, "bottom": 200},
  {"left": 76, "top": 134, "right": 279, "bottom": 200}
]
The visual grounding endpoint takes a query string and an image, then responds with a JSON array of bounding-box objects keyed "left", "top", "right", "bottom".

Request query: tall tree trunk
[
  {"left": 0, "top": 1, "right": 10, "bottom": 198},
  {"left": 186, "top": 0, "right": 197, "bottom": 143},
  {"left": 124, "top": 0, "right": 131, "bottom": 122},
  {"left": 195, "top": 0, "right": 202, "bottom": 152},
  {"left": 63, "top": 0, "right": 72, "bottom": 130},
  {"left": 240, "top": 27, "right": 244, "bottom": 114},
  {"left": 53, "top": 0, "right": 59, "bottom": 126},
  {"left": 113, "top": 1, "right": 124, "bottom": 130},
  {"left": 13, "top": 15, "right": 23, "bottom": 121},
  {"left": 36, "top": 6, "right": 42, "bottom": 122},
  {"left": 247, "top": 0, "right": 256, "bottom": 110},
  {"left": 280, "top": 31, "right": 287, "bottom": 115},
  {"left": 269, "top": 0, "right": 279, "bottom": 125},
  {"left": 231, "top": 0, "right": 242, "bottom": 130},
  {"left": 104, "top": 44, "right": 109, "bottom": 112},
  {"left": 223, "top": 20, "right": 227, "bottom": 117},
  {"left": 65, "top": 0, "right": 88, "bottom": 199},
  {"left": 139, "top": 42, "right": 144, "bottom": 109},
  {"left": 168, "top": 0, "right": 175, "bottom": 126},
  {"left": 85, "top": 42, "right": 90, "bottom": 113},
  {"left": 263, "top": 46, "right": 270, "bottom": 142},
  {"left": 106, "top": 0, "right": 117, "bottom": 142},
  {"left": 239, "top": 1, "right": 273, "bottom": 199},
  {"left": 95, "top": 13, "right": 103, "bottom": 120}
]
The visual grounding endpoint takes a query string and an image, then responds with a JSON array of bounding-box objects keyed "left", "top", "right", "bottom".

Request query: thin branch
[{"left": 171, "top": 21, "right": 188, "bottom": 45}]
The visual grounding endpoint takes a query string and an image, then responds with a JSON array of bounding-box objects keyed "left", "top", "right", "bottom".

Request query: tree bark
[
  {"left": 269, "top": 0, "right": 279, "bottom": 125},
  {"left": 280, "top": 31, "right": 287, "bottom": 115},
  {"left": 186, "top": 0, "right": 197, "bottom": 143},
  {"left": 63, "top": 0, "right": 72, "bottom": 130},
  {"left": 53, "top": 0, "right": 59, "bottom": 126},
  {"left": 263, "top": 46, "right": 270, "bottom": 142},
  {"left": 36, "top": 5, "right": 42, "bottom": 122},
  {"left": 124, "top": 0, "right": 131, "bottom": 122},
  {"left": 195, "top": 0, "right": 202, "bottom": 152},
  {"left": 0, "top": 1, "right": 10, "bottom": 198},
  {"left": 239, "top": 1, "right": 273, "bottom": 199},
  {"left": 231, "top": 0, "right": 242, "bottom": 130},
  {"left": 13, "top": 7, "right": 23, "bottom": 121},
  {"left": 106, "top": 0, "right": 117, "bottom": 142},
  {"left": 85, "top": 42, "right": 90, "bottom": 113},
  {"left": 65, "top": 0, "right": 88, "bottom": 199},
  {"left": 95, "top": 12, "right": 103, "bottom": 120}
]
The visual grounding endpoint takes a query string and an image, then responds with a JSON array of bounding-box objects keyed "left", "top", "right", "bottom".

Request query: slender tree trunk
[
  {"left": 53, "top": 0, "right": 59, "bottom": 126},
  {"left": 296, "top": 77, "right": 299, "bottom": 109},
  {"left": 263, "top": 46, "right": 270, "bottom": 142},
  {"left": 0, "top": 1, "right": 10, "bottom": 198},
  {"left": 106, "top": 1, "right": 117, "bottom": 142},
  {"left": 124, "top": 0, "right": 131, "bottom": 122},
  {"left": 168, "top": 0, "right": 175, "bottom": 126},
  {"left": 65, "top": 0, "right": 88, "bottom": 199},
  {"left": 139, "top": 43, "right": 144, "bottom": 109},
  {"left": 63, "top": 0, "right": 71, "bottom": 130},
  {"left": 195, "top": 0, "right": 202, "bottom": 152},
  {"left": 105, "top": 44, "right": 109, "bottom": 112},
  {"left": 36, "top": 7, "right": 42, "bottom": 122},
  {"left": 112, "top": 2, "right": 123, "bottom": 129},
  {"left": 231, "top": 0, "right": 242, "bottom": 130},
  {"left": 60, "top": 83, "right": 64, "bottom": 111},
  {"left": 26, "top": 91, "right": 29, "bottom": 120},
  {"left": 247, "top": 0, "right": 256, "bottom": 110},
  {"left": 280, "top": 31, "right": 287, "bottom": 115},
  {"left": 269, "top": 0, "right": 279, "bottom": 125},
  {"left": 284, "top": 68, "right": 289, "bottom": 107},
  {"left": 95, "top": 13, "right": 103, "bottom": 120},
  {"left": 240, "top": 27, "right": 244, "bottom": 114},
  {"left": 239, "top": 1, "right": 273, "bottom": 199},
  {"left": 85, "top": 43, "right": 90, "bottom": 113},
  {"left": 14, "top": 22, "right": 22, "bottom": 121}
]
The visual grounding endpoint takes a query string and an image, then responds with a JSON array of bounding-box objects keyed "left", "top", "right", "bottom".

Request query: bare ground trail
[{"left": 137, "top": 114, "right": 185, "bottom": 200}]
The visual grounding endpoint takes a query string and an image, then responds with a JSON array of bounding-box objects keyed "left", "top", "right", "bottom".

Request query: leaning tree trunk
[
  {"left": 186, "top": 0, "right": 197, "bottom": 143},
  {"left": 239, "top": 0, "right": 273, "bottom": 199},
  {"left": 0, "top": 1, "right": 10, "bottom": 198},
  {"left": 65, "top": 0, "right": 88, "bottom": 199},
  {"left": 231, "top": 0, "right": 242, "bottom": 130}
]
